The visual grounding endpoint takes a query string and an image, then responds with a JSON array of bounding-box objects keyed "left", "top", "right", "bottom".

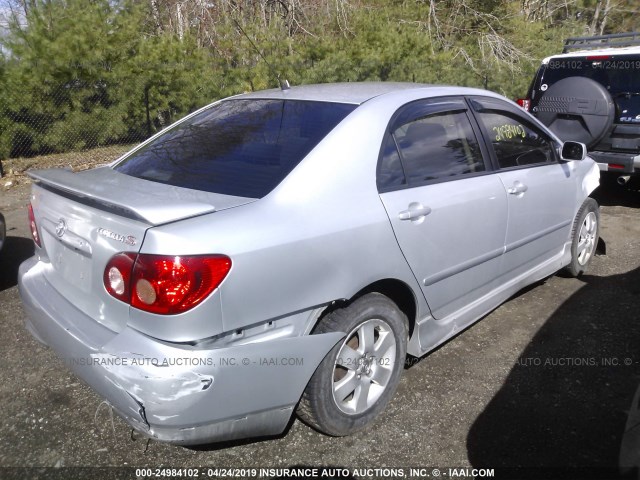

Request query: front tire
[
  {"left": 297, "top": 293, "right": 408, "bottom": 436},
  {"left": 566, "top": 198, "right": 599, "bottom": 277}
]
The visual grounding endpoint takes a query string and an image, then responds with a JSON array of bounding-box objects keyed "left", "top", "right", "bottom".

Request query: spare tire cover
[{"left": 535, "top": 76, "right": 614, "bottom": 148}]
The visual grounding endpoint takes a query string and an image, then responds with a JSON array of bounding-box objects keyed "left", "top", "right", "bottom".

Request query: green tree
[
  {"left": 0, "top": 0, "right": 217, "bottom": 158},
  {"left": 1, "top": 0, "right": 639, "bottom": 161},
  {"left": 2, "top": 0, "right": 134, "bottom": 155}
]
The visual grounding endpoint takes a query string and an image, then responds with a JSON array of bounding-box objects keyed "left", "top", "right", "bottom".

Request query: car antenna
[{"left": 232, "top": 17, "right": 290, "bottom": 91}]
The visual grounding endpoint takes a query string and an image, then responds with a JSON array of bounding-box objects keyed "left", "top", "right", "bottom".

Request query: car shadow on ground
[
  {"left": 592, "top": 181, "right": 640, "bottom": 208},
  {"left": 466, "top": 265, "right": 640, "bottom": 479},
  {"left": 0, "top": 236, "right": 34, "bottom": 292}
]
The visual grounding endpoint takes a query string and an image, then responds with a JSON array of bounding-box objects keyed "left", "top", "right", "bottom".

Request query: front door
[{"left": 470, "top": 97, "right": 577, "bottom": 280}]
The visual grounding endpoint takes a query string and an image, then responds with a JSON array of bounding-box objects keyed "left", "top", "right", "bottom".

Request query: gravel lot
[{"left": 0, "top": 180, "right": 638, "bottom": 480}]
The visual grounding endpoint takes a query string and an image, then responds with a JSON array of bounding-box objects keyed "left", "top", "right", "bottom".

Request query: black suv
[{"left": 519, "top": 32, "right": 640, "bottom": 186}]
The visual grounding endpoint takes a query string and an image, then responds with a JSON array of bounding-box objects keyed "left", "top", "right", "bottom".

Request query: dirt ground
[{"left": 0, "top": 175, "right": 639, "bottom": 480}]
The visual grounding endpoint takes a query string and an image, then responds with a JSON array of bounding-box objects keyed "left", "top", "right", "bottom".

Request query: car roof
[
  {"left": 542, "top": 45, "right": 640, "bottom": 63},
  {"left": 232, "top": 82, "right": 500, "bottom": 105}
]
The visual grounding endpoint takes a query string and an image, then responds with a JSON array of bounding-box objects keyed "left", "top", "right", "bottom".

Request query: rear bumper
[
  {"left": 591, "top": 151, "right": 640, "bottom": 174},
  {"left": 18, "top": 256, "right": 343, "bottom": 445}
]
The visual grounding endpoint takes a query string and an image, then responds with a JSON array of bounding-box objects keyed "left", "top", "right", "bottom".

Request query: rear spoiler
[{"left": 28, "top": 168, "right": 231, "bottom": 226}]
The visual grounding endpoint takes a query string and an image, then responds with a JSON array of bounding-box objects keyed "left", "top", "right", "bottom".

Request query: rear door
[
  {"left": 378, "top": 97, "right": 508, "bottom": 320},
  {"left": 469, "top": 97, "right": 577, "bottom": 280}
]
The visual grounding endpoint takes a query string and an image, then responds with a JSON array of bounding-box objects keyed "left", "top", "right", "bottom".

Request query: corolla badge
[
  {"left": 55, "top": 219, "right": 67, "bottom": 238},
  {"left": 97, "top": 228, "right": 137, "bottom": 246}
]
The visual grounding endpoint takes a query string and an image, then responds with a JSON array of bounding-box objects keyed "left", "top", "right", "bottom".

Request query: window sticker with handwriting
[{"left": 492, "top": 123, "right": 526, "bottom": 142}]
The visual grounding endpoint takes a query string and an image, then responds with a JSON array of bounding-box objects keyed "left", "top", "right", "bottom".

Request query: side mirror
[{"left": 560, "top": 141, "right": 587, "bottom": 161}]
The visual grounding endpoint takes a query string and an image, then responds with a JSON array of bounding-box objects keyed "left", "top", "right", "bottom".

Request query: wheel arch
[{"left": 314, "top": 278, "right": 418, "bottom": 339}]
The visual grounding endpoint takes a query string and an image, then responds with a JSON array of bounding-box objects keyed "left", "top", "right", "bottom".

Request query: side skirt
[{"left": 407, "top": 242, "right": 572, "bottom": 358}]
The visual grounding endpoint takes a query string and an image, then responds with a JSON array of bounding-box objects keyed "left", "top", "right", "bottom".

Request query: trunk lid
[{"left": 29, "top": 167, "right": 255, "bottom": 333}]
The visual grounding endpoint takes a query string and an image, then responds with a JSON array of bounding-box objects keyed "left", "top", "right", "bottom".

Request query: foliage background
[{"left": 0, "top": 0, "right": 638, "bottom": 162}]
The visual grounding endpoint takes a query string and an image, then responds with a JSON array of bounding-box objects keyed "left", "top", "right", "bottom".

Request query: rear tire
[
  {"left": 297, "top": 293, "right": 408, "bottom": 436},
  {"left": 565, "top": 198, "right": 599, "bottom": 277}
]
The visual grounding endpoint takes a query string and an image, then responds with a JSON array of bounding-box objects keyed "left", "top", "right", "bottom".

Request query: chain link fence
[{"left": 0, "top": 60, "right": 215, "bottom": 187}]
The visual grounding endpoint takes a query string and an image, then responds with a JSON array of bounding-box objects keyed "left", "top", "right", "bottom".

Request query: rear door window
[
  {"left": 115, "top": 99, "right": 356, "bottom": 198},
  {"left": 398, "top": 112, "right": 485, "bottom": 184},
  {"left": 377, "top": 98, "right": 486, "bottom": 191}
]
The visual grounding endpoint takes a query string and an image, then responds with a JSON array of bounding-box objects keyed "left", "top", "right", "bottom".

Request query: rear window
[
  {"left": 532, "top": 55, "right": 640, "bottom": 120},
  {"left": 114, "top": 99, "right": 356, "bottom": 198}
]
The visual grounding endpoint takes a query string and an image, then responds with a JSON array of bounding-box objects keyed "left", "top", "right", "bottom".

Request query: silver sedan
[{"left": 19, "top": 82, "right": 600, "bottom": 445}]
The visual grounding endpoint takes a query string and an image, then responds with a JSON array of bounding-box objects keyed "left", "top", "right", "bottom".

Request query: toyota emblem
[{"left": 55, "top": 218, "right": 67, "bottom": 238}]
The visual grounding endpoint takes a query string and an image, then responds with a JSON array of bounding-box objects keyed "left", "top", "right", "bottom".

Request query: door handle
[
  {"left": 399, "top": 202, "right": 432, "bottom": 221},
  {"left": 507, "top": 181, "right": 528, "bottom": 195}
]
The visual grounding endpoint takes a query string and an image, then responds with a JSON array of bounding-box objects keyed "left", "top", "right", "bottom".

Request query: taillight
[
  {"left": 28, "top": 203, "right": 41, "bottom": 247},
  {"left": 516, "top": 98, "right": 531, "bottom": 111},
  {"left": 103, "top": 253, "right": 136, "bottom": 302},
  {"left": 103, "top": 253, "right": 231, "bottom": 315}
]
